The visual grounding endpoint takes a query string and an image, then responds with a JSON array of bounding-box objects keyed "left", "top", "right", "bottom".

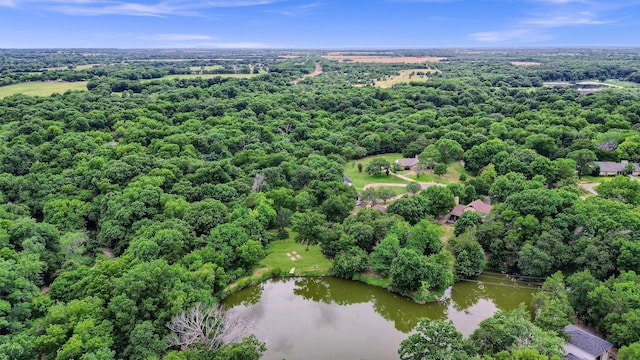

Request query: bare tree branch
[{"left": 166, "top": 303, "right": 252, "bottom": 351}]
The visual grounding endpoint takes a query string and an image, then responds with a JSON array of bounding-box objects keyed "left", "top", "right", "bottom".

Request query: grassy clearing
[
  {"left": 75, "top": 64, "right": 97, "bottom": 70},
  {"left": 189, "top": 65, "right": 223, "bottom": 72},
  {"left": 378, "top": 186, "right": 408, "bottom": 197},
  {"left": 260, "top": 235, "right": 332, "bottom": 276},
  {"left": 579, "top": 176, "right": 611, "bottom": 184},
  {"left": 439, "top": 223, "right": 454, "bottom": 243},
  {"left": 344, "top": 153, "right": 411, "bottom": 190},
  {"left": 604, "top": 79, "right": 640, "bottom": 88},
  {"left": 403, "top": 161, "right": 471, "bottom": 184},
  {"left": 222, "top": 231, "right": 332, "bottom": 295},
  {"left": 375, "top": 69, "right": 434, "bottom": 88},
  {"left": 353, "top": 273, "right": 391, "bottom": 288},
  {"left": 0, "top": 81, "right": 88, "bottom": 98}
]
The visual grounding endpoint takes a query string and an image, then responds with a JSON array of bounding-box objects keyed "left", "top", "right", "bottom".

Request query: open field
[
  {"left": 375, "top": 68, "right": 434, "bottom": 88},
  {"left": 403, "top": 161, "right": 471, "bottom": 184},
  {"left": 510, "top": 61, "right": 541, "bottom": 66},
  {"left": 323, "top": 54, "right": 446, "bottom": 63},
  {"left": 155, "top": 73, "right": 262, "bottom": 80},
  {"left": 0, "top": 81, "right": 88, "bottom": 98},
  {"left": 344, "top": 153, "right": 411, "bottom": 190},
  {"left": 603, "top": 79, "right": 640, "bottom": 92},
  {"left": 189, "top": 65, "right": 223, "bottom": 71},
  {"left": 260, "top": 235, "right": 332, "bottom": 276},
  {"left": 75, "top": 64, "right": 97, "bottom": 70}
]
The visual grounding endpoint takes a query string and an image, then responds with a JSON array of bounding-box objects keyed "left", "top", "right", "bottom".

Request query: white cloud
[
  {"left": 524, "top": 15, "right": 610, "bottom": 26},
  {"left": 143, "top": 33, "right": 218, "bottom": 41},
  {"left": 470, "top": 29, "right": 534, "bottom": 42},
  {"left": 0, "top": 0, "right": 284, "bottom": 16},
  {"left": 264, "top": 2, "right": 320, "bottom": 16},
  {"left": 157, "top": 41, "right": 280, "bottom": 48}
]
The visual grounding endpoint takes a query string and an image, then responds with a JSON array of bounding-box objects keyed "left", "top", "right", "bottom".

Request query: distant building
[
  {"left": 594, "top": 160, "right": 640, "bottom": 176},
  {"left": 395, "top": 156, "right": 419, "bottom": 170},
  {"left": 447, "top": 198, "right": 492, "bottom": 223},
  {"left": 564, "top": 325, "right": 614, "bottom": 360}
]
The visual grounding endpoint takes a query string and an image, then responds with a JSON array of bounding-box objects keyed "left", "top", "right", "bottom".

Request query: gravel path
[{"left": 578, "top": 183, "right": 599, "bottom": 196}]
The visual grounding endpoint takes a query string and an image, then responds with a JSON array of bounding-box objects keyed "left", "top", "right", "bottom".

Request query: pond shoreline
[{"left": 221, "top": 275, "right": 540, "bottom": 360}]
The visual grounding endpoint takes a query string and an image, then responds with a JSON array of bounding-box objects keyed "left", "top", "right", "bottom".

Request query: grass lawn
[
  {"left": 0, "top": 81, "right": 88, "bottom": 98},
  {"left": 579, "top": 176, "right": 611, "bottom": 184},
  {"left": 439, "top": 223, "right": 454, "bottom": 243},
  {"left": 260, "top": 235, "right": 332, "bottom": 276},
  {"left": 353, "top": 273, "right": 391, "bottom": 287},
  {"left": 344, "top": 153, "right": 411, "bottom": 190},
  {"left": 404, "top": 161, "right": 471, "bottom": 184},
  {"left": 378, "top": 186, "right": 408, "bottom": 197}
]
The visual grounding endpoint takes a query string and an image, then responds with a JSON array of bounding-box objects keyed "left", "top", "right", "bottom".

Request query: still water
[{"left": 221, "top": 273, "right": 539, "bottom": 360}]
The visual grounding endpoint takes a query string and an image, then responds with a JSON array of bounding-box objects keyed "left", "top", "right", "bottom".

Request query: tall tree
[
  {"left": 291, "top": 211, "right": 326, "bottom": 250},
  {"left": 398, "top": 319, "right": 470, "bottom": 360},
  {"left": 567, "top": 149, "right": 596, "bottom": 178}
]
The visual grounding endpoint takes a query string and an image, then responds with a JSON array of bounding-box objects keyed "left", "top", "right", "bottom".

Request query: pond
[{"left": 221, "top": 273, "right": 539, "bottom": 360}]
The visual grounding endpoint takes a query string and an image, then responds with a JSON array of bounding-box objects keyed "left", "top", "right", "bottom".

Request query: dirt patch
[
  {"left": 252, "top": 267, "right": 269, "bottom": 277},
  {"left": 323, "top": 55, "right": 445, "bottom": 63},
  {"left": 99, "top": 247, "right": 115, "bottom": 259},
  {"left": 293, "top": 62, "right": 323, "bottom": 84},
  {"left": 510, "top": 61, "right": 541, "bottom": 66}
]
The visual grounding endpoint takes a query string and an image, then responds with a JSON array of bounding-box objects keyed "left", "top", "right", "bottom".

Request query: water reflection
[{"left": 222, "top": 273, "right": 538, "bottom": 360}]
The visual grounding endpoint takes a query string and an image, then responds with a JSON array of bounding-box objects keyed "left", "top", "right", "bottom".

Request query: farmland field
[
  {"left": 0, "top": 81, "right": 88, "bottom": 98},
  {"left": 323, "top": 52, "right": 445, "bottom": 63}
]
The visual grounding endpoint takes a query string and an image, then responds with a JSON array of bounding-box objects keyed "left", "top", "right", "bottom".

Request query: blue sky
[{"left": 1, "top": 0, "right": 639, "bottom": 48}]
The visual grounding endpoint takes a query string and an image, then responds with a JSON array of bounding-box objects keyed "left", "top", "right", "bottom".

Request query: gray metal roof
[
  {"left": 343, "top": 176, "right": 353, "bottom": 185},
  {"left": 564, "top": 354, "right": 582, "bottom": 360},
  {"left": 564, "top": 325, "right": 612, "bottom": 356},
  {"left": 595, "top": 161, "right": 640, "bottom": 173}
]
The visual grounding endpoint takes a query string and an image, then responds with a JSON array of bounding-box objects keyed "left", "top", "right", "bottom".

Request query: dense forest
[{"left": 1, "top": 49, "right": 640, "bottom": 359}]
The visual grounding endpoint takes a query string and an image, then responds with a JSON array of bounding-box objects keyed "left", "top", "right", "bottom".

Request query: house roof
[
  {"left": 468, "top": 199, "right": 492, "bottom": 214},
  {"left": 450, "top": 205, "right": 467, "bottom": 217},
  {"left": 595, "top": 161, "right": 640, "bottom": 173},
  {"left": 395, "top": 158, "right": 419, "bottom": 167},
  {"left": 563, "top": 354, "right": 582, "bottom": 360},
  {"left": 343, "top": 176, "right": 353, "bottom": 186},
  {"left": 564, "top": 325, "right": 613, "bottom": 356}
]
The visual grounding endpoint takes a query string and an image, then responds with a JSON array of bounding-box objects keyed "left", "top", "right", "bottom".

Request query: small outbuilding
[{"left": 564, "top": 325, "right": 614, "bottom": 360}]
